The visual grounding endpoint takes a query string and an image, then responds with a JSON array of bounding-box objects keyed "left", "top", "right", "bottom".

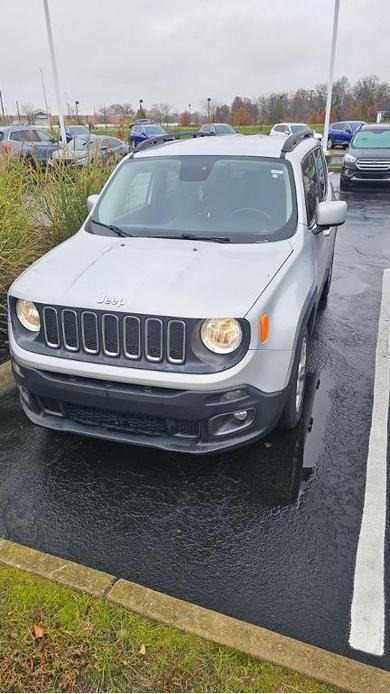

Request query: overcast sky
[{"left": 1, "top": 0, "right": 389, "bottom": 116}]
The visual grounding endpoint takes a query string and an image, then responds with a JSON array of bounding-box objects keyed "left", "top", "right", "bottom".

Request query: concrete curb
[
  {"left": 0, "top": 540, "right": 389, "bottom": 692},
  {"left": 0, "top": 360, "right": 15, "bottom": 399}
]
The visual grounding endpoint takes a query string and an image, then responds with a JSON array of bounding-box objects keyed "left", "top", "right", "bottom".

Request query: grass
[
  {"left": 0, "top": 565, "right": 336, "bottom": 693},
  {"left": 92, "top": 124, "right": 327, "bottom": 138},
  {"left": 0, "top": 158, "right": 115, "bottom": 330}
]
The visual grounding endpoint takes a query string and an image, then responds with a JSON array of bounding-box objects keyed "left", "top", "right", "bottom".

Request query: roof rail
[
  {"left": 280, "top": 127, "right": 313, "bottom": 158},
  {"left": 133, "top": 130, "right": 212, "bottom": 154}
]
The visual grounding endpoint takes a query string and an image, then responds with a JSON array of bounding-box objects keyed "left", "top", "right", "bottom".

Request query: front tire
[
  {"left": 279, "top": 329, "right": 308, "bottom": 430},
  {"left": 340, "top": 175, "right": 351, "bottom": 191}
]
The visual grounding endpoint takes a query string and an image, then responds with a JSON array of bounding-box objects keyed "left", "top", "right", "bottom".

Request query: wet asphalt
[{"left": 1, "top": 175, "right": 390, "bottom": 670}]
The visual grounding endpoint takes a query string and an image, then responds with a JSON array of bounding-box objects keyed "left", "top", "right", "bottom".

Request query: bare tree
[
  {"left": 22, "top": 103, "right": 34, "bottom": 124},
  {"left": 109, "top": 103, "right": 133, "bottom": 116},
  {"left": 98, "top": 105, "right": 111, "bottom": 127}
]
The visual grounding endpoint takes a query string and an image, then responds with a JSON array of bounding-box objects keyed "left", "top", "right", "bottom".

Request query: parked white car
[{"left": 270, "top": 123, "right": 322, "bottom": 141}]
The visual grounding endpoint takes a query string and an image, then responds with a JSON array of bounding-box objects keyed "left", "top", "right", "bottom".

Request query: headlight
[
  {"left": 200, "top": 318, "right": 242, "bottom": 354},
  {"left": 344, "top": 153, "right": 357, "bottom": 164},
  {"left": 16, "top": 300, "right": 40, "bottom": 332}
]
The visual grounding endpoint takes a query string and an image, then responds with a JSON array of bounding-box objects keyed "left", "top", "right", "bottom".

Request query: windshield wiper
[
  {"left": 149, "top": 233, "right": 231, "bottom": 244},
  {"left": 90, "top": 219, "right": 134, "bottom": 237}
]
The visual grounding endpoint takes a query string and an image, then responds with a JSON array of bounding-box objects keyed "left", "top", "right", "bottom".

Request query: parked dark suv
[
  {"left": 340, "top": 124, "right": 390, "bottom": 190},
  {"left": 0, "top": 125, "right": 59, "bottom": 164}
]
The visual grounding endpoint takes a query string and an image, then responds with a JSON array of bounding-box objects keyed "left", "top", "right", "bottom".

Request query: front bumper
[
  {"left": 12, "top": 362, "right": 287, "bottom": 454},
  {"left": 342, "top": 165, "right": 390, "bottom": 183}
]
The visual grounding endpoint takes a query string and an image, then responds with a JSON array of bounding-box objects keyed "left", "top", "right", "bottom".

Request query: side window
[
  {"left": 274, "top": 125, "right": 283, "bottom": 132},
  {"left": 10, "top": 130, "right": 23, "bottom": 141},
  {"left": 332, "top": 122, "right": 342, "bottom": 131},
  {"left": 25, "top": 130, "right": 40, "bottom": 142},
  {"left": 313, "top": 148, "right": 327, "bottom": 200},
  {"left": 37, "top": 130, "right": 53, "bottom": 142},
  {"left": 302, "top": 151, "right": 319, "bottom": 225}
]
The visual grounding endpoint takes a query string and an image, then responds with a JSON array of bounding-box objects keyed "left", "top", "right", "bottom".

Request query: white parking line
[{"left": 349, "top": 269, "right": 390, "bottom": 656}]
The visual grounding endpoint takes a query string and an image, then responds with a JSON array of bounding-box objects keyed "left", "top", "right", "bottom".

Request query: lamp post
[
  {"left": 323, "top": 0, "right": 340, "bottom": 153},
  {"left": 207, "top": 97, "right": 211, "bottom": 121},
  {"left": 139, "top": 99, "right": 143, "bottom": 116},
  {"left": 0, "top": 89, "right": 5, "bottom": 119},
  {"left": 16, "top": 101, "right": 20, "bottom": 121},
  {"left": 75, "top": 100, "right": 79, "bottom": 123},
  {"left": 42, "top": 0, "right": 67, "bottom": 145}
]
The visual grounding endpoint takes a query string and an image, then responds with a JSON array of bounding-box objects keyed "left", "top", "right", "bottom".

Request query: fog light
[
  {"left": 233, "top": 410, "right": 248, "bottom": 422},
  {"left": 208, "top": 408, "right": 255, "bottom": 438}
]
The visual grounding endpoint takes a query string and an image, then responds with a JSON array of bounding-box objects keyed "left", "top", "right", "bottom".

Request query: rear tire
[
  {"left": 279, "top": 329, "right": 308, "bottom": 430},
  {"left": 327, "top": 137, "right": 333, "bottom": 150}
]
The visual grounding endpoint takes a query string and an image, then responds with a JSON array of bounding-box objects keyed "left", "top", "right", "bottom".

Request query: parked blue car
[
  {"left": 129, "top": 120, "right": 174, "bottom": 149},
  {"left": 327, "top": 121, "right": 365, "bottom": 149}
]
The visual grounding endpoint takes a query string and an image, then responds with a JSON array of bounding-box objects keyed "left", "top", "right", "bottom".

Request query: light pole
[
  {"left": 207, "top": 97, "right": 211, "bottom": 121},
  {"left": 0, "top": 89, "right": 5, "bottom": 119},
  {"left": 75, "top": 100, "right": 79, "bottom": 123},
  {"left": 40, "top": 68, "right": 49, "bottom": 117},
  {"left": 139, "top": 99, "right": 143, "bottom": 116},
  {"left": 16, "top": 101, "right": 20, "bottom": 121},
  {"left": 323, "top": 0, "right": 340, "bottom": 153},
  {"left": 42, "top": 0, "right": 67, "bottom": 145}
]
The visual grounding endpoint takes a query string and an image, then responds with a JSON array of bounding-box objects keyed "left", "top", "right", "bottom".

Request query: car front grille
[
  {"left": 60, "top": 402, "right": 200, "bottom": 439},
  {"left": 356, "top": 159, "right": 390, "bottom": 171},
  {"left": 41, "top": 306, "right": 187, "bottom": 366}
]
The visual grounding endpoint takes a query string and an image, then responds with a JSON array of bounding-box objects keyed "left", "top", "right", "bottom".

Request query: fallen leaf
[
  {"left": 263, "top": 441, "right": 272, "bottom": 448},
  {"left": 32, "top": 624, "right": 45, "bottom": 639},
  {"left": 139, "top": 643, "right": 146, "bottom": 655}
]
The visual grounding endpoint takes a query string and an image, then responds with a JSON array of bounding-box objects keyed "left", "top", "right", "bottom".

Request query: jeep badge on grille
[{"left": 97, "top": 296, "right": 125, "bottom": 307}]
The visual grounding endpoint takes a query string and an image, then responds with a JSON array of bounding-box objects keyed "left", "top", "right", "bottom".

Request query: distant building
[
  {"left": 376, "top": 99, "right": 390, "bottom": 123},
  {"left": 32, "top": 108, "right": 49, "bottom": 125}
]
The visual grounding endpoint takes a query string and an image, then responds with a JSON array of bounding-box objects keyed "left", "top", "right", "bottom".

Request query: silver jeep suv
[{"left": 8, "top": 130, "right": 347, "bottom": 454}]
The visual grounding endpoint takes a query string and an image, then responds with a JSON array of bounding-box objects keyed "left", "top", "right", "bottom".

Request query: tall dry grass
[{"left": 0, "top": 157, "right": 114, "bottom": 354}]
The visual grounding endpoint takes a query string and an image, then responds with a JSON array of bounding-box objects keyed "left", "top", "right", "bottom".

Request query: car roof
[
  {"left": 358, "top": 123, "right": 390, "bottom": 131},
  {"left": 134, "top": 133, "right": 317, "bottom": 159}
]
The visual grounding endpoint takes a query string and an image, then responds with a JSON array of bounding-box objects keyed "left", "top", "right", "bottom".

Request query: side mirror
[
  {"left": 315, "top": 200, "right": 347, "bottom": 231},
  {"left": 87, "top": 194, "right": 99, "bottom": 213}
]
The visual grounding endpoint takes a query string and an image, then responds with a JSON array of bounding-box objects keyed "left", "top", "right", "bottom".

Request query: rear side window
[
  {"left": 313, "top": 148, "right": 327, "bottom": 200},
  {"left": 302, "top": 151, "right": 319, "bottom": 225}
]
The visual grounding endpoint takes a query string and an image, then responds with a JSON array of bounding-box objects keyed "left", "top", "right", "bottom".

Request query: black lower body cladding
[{"left": 12, "top": 362, "right": 287, "bottom": 454}]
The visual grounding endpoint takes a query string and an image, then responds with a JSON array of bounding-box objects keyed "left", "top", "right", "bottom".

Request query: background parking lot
[{"left": 1, "top": 175, "right": 390, "bottom": 671}]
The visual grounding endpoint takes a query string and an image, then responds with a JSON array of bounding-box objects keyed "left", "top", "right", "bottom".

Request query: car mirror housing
[
  {"left": 315, "top": 200, "right": 347, "bottom": 231},
  {"left": 87, "top": 194, "right": 99, "bottom": 213}
]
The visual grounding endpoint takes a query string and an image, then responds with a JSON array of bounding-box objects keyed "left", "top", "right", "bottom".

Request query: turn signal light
[{"left": 260, "top": 314, "right": 269, "bottom": 343}]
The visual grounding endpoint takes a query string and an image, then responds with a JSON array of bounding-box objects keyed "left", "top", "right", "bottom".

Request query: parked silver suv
[
  {"left": 0, "top": 125, "right": 59, "bottom": 164},
  {"left": 8, "top": 130, "right": 347, "bottom": 454}
]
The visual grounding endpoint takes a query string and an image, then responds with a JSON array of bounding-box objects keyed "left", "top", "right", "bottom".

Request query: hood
[
  {"left": 349, "top": 147, "right": 390, "bottom": 159},
  {"left": 11, "top": 231, "right": 293, "bottom": 318}
]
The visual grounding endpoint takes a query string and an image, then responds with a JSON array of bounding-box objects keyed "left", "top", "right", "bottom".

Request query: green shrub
[
  {"left": 0, "top": 158, "right": 114, "bottom": 350},
  {"left": 32, "top": 159, "right": 114, "bottom": 246}
]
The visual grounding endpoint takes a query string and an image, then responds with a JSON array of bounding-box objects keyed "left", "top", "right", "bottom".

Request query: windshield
[
  {"left": 215, "top": 124, "right": 236, "bottom": 134},
  {"left": 290, "top": 124, "right": 308, "bottom": 134},
  {"left": 145, "top": 125, "right": 166, "bottom": 135},
  {"left": 349, "top": 121, "right": 365, "bottom": 132},
  {"left": 91, "top": 155, "right": 297, "bottom": 243},
  {"left": 352, "top": 129, "right": 390, "bottom": 149},
  {"left": 68, "top": 126, "right": 89, "bottom": 137}
]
